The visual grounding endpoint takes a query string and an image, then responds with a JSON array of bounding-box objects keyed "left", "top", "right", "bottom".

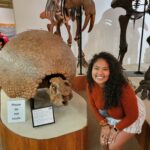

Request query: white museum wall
[
  {"left": 12, "top": 0, "right": 47, "bottom": 32},
  {"left": 82, "top": 0, "right": 150, "bottom": 65},
  {"left": 12, "top": 0, "right": 74, "bottom": 53},
  {"left": 12, "top": 0, "right": 150, "bottom": 65}
]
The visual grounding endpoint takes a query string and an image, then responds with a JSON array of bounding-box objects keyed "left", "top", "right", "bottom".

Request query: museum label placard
[
  {"left": 7, "top": 99, "right": 26, "bottom": 123},
  {"left": 31, "top": 106, "right": 55, "bottom": 127}
]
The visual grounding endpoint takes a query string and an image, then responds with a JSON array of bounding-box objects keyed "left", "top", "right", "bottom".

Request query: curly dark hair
[{"left": 87, "top": 52, "right": 128, "bottom": 109}]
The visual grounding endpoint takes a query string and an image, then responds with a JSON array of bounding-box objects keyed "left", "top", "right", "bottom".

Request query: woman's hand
[
  {"left": 100, "top": 125, "right": 111, "bottom": 146},
  {"left": 107, "top": 127, "right": 119, "bottom": 144}
]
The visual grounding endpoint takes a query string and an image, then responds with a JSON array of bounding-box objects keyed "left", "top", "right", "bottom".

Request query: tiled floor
[{"left": 123, "top": 63, "right": 149, "bottom": 71}]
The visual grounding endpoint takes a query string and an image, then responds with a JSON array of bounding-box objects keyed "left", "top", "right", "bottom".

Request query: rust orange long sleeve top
[{"left": 86, "top": 82, "right": 139, "bottom": 130}]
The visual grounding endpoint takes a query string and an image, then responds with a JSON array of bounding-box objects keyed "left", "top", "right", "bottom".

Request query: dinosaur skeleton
[
  {"left": 111, "top": 0, "right": 150, "bottom": 100},
  {"left": 135, "top": 66, "right": 150, "bottom": 100},
  {"left": 111, "top": 0, "right": 150, "bottom": 65},
  {"left": 40, "top": 0, "right": 95, "bottom": 67},
  {"left": 135, "top": 36, "right": 150, "bottom": 100}
]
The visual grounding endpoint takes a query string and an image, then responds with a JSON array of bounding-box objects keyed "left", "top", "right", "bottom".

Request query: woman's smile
[{"left": 92, "top": 59, "right": 110, "bottom": 87}]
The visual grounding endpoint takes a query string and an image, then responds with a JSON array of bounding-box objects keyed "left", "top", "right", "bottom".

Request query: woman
[{"left": 86, "top": 52, "right": 146, "bottom": 150}]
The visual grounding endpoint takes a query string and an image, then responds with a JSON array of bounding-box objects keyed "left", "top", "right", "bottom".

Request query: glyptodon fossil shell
[{"left": 0, "top": 30, "right": 76, "bottom": 99}]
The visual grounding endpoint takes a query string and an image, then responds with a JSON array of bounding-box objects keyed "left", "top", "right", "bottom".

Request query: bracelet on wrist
[{"left": 113, "top": 125, "right": 119, "bottom": 132}]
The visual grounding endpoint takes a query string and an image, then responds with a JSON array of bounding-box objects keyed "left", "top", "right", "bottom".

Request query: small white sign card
[
  {"left": 7, "top": 99, "right": 26, "bottom": 123},
  {"left": 31, "top": 106, "right": 55, "bottom": 127}
]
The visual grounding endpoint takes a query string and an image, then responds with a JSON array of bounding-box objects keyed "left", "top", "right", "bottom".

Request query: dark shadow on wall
[{"left": 84, "top": 8, "right": 148, "bottom": 65}]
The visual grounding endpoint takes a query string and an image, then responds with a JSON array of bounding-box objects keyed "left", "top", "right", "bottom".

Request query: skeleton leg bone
[{"left": 118, "top": 15, "right": 130, "bottom": 64}]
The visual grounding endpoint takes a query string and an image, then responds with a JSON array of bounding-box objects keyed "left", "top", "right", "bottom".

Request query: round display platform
[{"left": 0, "top": 90, "right": 87, "bottom": 150}]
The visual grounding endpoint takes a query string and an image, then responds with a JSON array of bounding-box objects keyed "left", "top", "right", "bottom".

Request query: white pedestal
[{"left": 0, "top": 90, "right": 87, "bottom": 150}]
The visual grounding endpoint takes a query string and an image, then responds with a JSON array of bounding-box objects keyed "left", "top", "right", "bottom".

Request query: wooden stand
[
  {"left": 0, "top": 90, "right": 87, "bottom": 150},
  {"left": 0, "top": 122, "right": 87, "bottom": 150}
]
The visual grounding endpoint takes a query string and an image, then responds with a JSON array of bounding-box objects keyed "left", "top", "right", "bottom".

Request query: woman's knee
[
  {"left": 108, "top": 143, "right": 122, "bottom": 150},
  {"left": 108, "top": 131, "right": 134, "bottom": 150}
]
